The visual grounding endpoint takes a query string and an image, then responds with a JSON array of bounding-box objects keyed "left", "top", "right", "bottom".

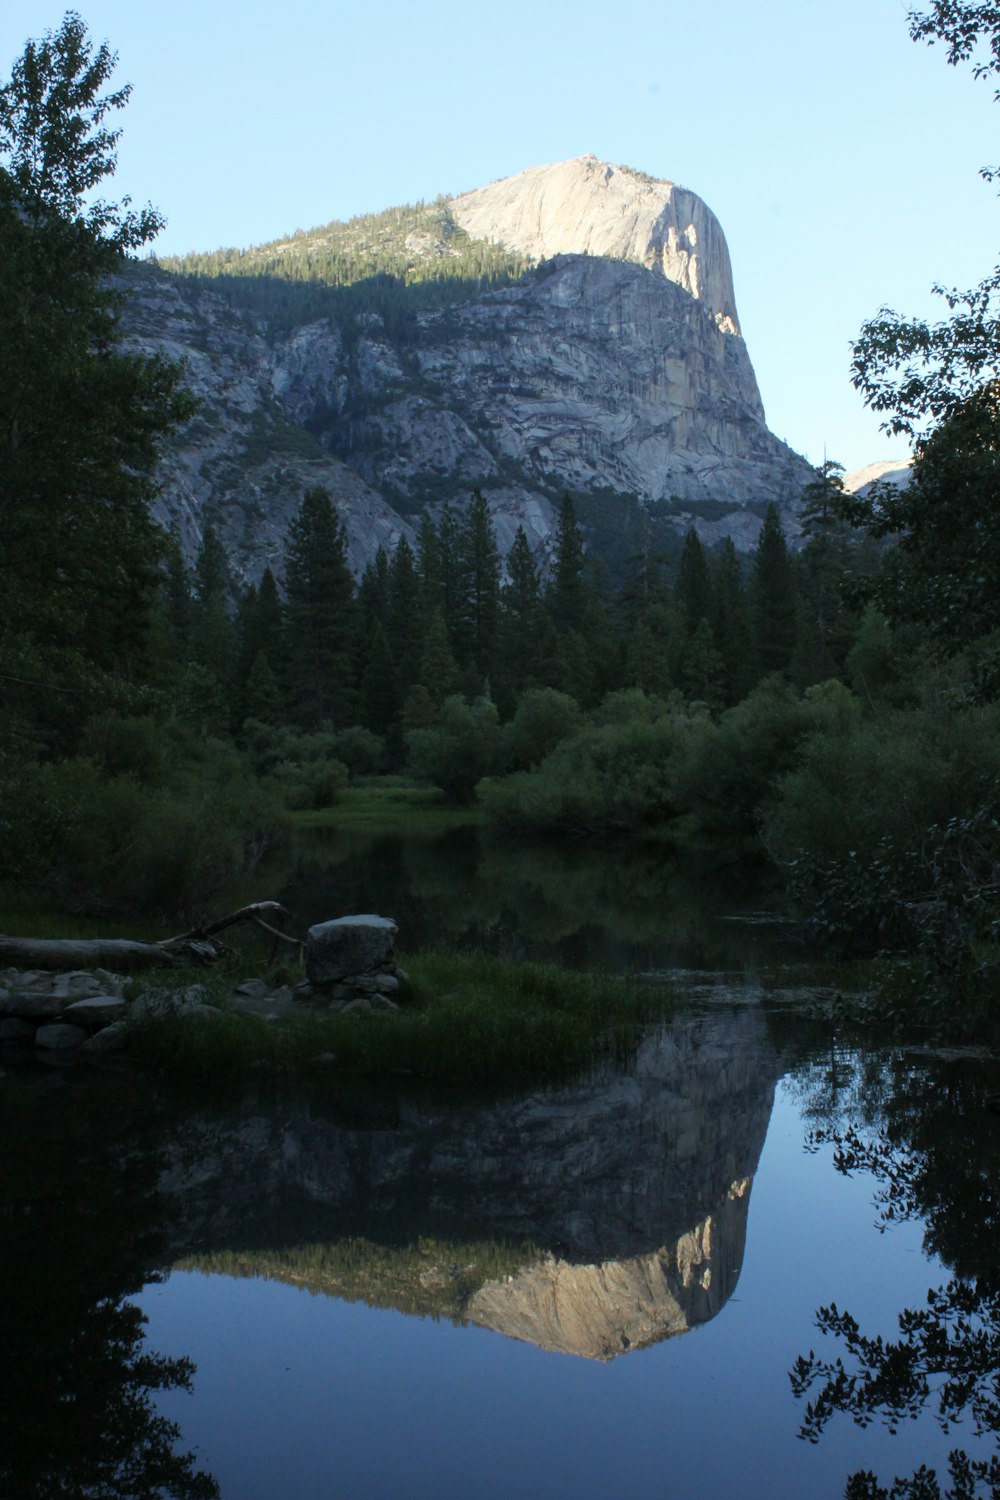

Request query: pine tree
[
  {"left": 387, "top": 534, "right": 422, "bottom": 694},
  {"left": 416, "top": 512, "right": 441, "bottom": 622},
  {"left": 627, "top": 608, "right": 672, "bottom": 696},
  {"left": 497, "top": 524, "right": 541, "bottom": 707},
  {"left": 160, "top": 531, "right": 193, "bottom": 656},
  {"left": 360, "top": 622, "right": 401, "bottom": 741},
  {"left": 188, "top": 524, "right": 234, "bottom": 700},
  {"left": 357, "top": 547, "right": 390, "bottom": 642},
  {"left": 711, "top": 539, "right": 752, "bottom": 704},
  {"left": 681, "top": 618, "right": 726, "bottom": 709},
  {"left": 547, "top": 493, "right": 587, "bottom": 634},
  {"left": 675, "top": 528, "right": 713, "bottom": 637},
  {"left": 418, "top": 606, "right": 460, "bottom": 704},
  {"left": 436, "top": 504, "right": 467, "bottom": 665},
  {"left": 458, "top": 490, "right": 500, "bottom": 688},
  {"left": 796, "top": 461, "right": 855, "bottom": 681},
  {"left": 618, "top": 515, "right": 669, "bottom": 629},
  {"left": 233, "top": 568, "right": 285, "bottom": 726},
  {"left": 751, "top": 503, "right": 799, "bottom": 679},
  {"left": 402, "top": 683, "right": 438, "bottom": 730},
  {"left": 243, "top": 650, "right": 283, "bottom": 726},
  {"left": 283, "top": 487, "right": 357, "bottom": 728},
  {"left": 579, "top": 557, "right": 621, "bottom": 704}
]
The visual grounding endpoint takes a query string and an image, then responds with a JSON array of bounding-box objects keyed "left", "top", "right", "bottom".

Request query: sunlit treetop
[{"left": 0, "top": 8, "right": 161, "bottom": 251}]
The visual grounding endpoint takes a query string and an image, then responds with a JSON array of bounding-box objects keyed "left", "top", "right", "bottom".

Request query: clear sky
[{"left": 5, "top": 0, "right": 998, "bottom": 474}]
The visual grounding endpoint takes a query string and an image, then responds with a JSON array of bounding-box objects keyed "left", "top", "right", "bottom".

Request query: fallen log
[
  {"left": 0, "top": 902, "right": 297, "bottom": 972},
  {"left": 0, "top": 936, "right": 175, "bottom": 972}
]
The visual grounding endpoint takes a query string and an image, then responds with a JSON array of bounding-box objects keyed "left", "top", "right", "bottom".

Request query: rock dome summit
[
  {"left": 131, "top": 157, "right": 816, "bottom": 582},
  {"left": 451, "top": 155, "right": 742, "bottom": 333}
]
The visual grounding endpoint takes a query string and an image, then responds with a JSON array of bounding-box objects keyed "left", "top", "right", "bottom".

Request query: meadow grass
[
  {"left": 0, "top": 885, "right": 173, "bottom": 942},
  {"left": 127, "top": 951, "right": 674, "bottom": 1085},
  {"left": 291, "top": 776, "right": 483, "bottom": 833}
]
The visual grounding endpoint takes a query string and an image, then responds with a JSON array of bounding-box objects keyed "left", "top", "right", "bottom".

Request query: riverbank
[
  {"left": 0, "top": 951, "right": 674, "bottom": 1086},
  {"left": 292, "top": 776, "right": 484, "bottom": 833}
]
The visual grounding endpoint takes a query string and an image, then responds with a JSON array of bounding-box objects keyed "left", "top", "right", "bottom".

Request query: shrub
[
  {"left": 406, "top": 696, "right": 501, "bottom": 803},
  {"left": 763, "top": 693, "right": 1000, "bottom": 979},
  {"left": 480, "top": 715, "right": 689, "bottom": 834},
  {"left": 500, "top": 688, "right": 581, "bottom": 771},
  {"left": 592, "top": 688, "right": 673, "bottom": 725},
  {"left": 670, "top": 677, "right": 821, "bottom": 837},
  {"left": 241, "top": 720, "right": 348, "bottom": 809},
  {"left": 270, "top": 756, "right": 348, "bottom": 811},
  {"left": 0, "top": 745, "right": 282, "bottom": 919},
  {"left": 332, "top": 725, "right": 385, "bottom": 778}
]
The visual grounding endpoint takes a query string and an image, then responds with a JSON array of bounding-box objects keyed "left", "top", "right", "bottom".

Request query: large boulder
[{"left": 306, "top": 916, "right": 398, "bottom": 988}]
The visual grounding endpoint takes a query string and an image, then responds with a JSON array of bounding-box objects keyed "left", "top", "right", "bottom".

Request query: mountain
[
  {"left": 128, "top": 156, "right": 817, "bottom": 584},
  {"left": 843, "top": 458, "right": 912, "bottom": 498}
]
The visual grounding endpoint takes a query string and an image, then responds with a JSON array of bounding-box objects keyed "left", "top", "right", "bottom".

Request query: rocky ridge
[{"left": 128, "top": 157, "right": 817, "bottom": 584}]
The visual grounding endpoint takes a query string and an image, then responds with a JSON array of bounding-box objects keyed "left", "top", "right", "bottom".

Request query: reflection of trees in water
[
  {"left": 277, "top": 823, "right": 791, "bottom": 968},
  {"left": 790, "top": 1053, "right": 1000, "bottom": 1500},
  {"left": 0, "top": 1074, "right": 218, "bottom": 1499},
  {"left": 781, "top": 1041, "right": 903, "bottom": 1136}
]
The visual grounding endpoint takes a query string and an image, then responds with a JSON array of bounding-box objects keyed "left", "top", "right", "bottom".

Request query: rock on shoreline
[{"left": 0, "top": 914, "right": 407, "bottom": 1061}]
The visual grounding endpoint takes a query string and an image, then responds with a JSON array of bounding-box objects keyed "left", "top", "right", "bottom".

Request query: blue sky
[{"left": 6, "top": 0, "right": 998, "bottom": 473}]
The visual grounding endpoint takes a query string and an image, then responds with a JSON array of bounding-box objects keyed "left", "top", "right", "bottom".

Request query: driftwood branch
[{"left": 0, "top": 902, "right": 299, "bottom": 972}]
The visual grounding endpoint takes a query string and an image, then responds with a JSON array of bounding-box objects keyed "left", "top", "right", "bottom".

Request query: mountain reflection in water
[
  {"left": 3, "top": 995, "right": 998, "bottom": 1500},
  {"left": 168, "top": 1007, "right": 777, "bottom": 1360}
]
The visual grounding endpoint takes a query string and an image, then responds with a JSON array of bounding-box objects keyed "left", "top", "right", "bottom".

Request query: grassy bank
[
  {"left": 128, "top": 952, "right": 673, "bottom": 1085},
  {"left": 0, "top": 886, "right": 174, "bottom": 943},
  {"left": 292, "top": 776, "right": 483, "bottom": 833}
]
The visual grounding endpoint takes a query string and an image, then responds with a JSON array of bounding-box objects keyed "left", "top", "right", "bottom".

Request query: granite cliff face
[
  {"left": 129, "top": 157, "right": 815, "bottom": 582},
  {"left": 120, "top": 269, "right": 413, "bottom": 582}
]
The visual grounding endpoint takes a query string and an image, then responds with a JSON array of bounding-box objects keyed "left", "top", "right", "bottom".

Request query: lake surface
[
  {"left": 1, "top": 827, "right": 998, "bottom": 1500},
  {"left": 271, "top": 821, "right": 801, "bottom": 972}
]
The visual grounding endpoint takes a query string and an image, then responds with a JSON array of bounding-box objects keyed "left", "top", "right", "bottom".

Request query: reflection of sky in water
[{"left": 142, "top": 1083, "right": 980, "bottom": 1500}]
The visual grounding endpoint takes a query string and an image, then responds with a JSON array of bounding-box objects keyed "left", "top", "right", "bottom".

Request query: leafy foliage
[
  {"left": 791, "top": 1085, "right": 1000, "bottom": 1500},
  {"left": 851, "top": 4, "right": 1000, "bottom": 437},
  {"left": 839, "top": 388, "right": 1000, "bottom": 660},
  {"left": 0, "top": 13, "right": 193, "bottom": 735}
]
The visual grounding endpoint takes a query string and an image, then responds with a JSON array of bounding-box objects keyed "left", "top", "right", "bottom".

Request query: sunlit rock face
[
  {"left": 843, "top": 459, "right": 912, "bottom": 498},
  {"left": 124, "top": 157, "right": 814, "bottom": 583},
  {"left": 163, "top": 1009, "right": 779, "bottom": 1358},
  {"left": 451, "top": 155, "right": 742, "bottom": 334},
  {"left": 467, "top": 1178, "right": 751, "bottom": 1361}
]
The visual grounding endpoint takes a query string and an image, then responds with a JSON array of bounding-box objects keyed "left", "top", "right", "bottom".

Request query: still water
[{"left": 1, "top": 827, "right": 998, "bottom": 1500}]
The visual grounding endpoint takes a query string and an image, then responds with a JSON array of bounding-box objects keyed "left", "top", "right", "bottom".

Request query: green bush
[
  {"left": 241, "top": 720, "right": 349, "bottom": 809},
  {"left": 480, "top": 714, "right": 690, "bottom": 834},
  {"left": 270, "top": 755, "right": 348, "bottom": 810},
  {"left": 406, "top": 696, "right": 501, "bottom": 803},
  {"left": 764, "top": 695, "right": 1000, "bottom": 873},
  {"left": 500, "top": 688, "right": 581, "bottom": 771},
  {"left": 670, "top": 677, "right": 822, "bottom": 837},
  {"left": 762, "top": 692, "right": 1000, "bottom": 978},
  {"left": 0, "top": 743, "right": 283, "bottom": 919},
  {"left": 592, "top": 688, "right": 673, "bottom": 725},
  {"left": 332, "top": 725, "right": 385, "bottom": 778}
]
